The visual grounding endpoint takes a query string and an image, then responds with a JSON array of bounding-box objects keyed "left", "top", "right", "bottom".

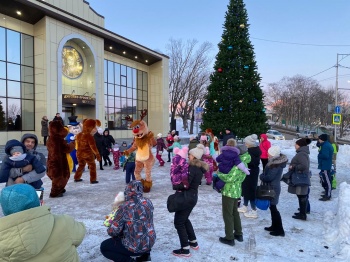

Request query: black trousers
[
  {"left": 43, "top": 136, "right": 48, "bottom": 146},
  {"left": 269, "top": 204, "right": 284, "bottom": 232},
  {"left": 168, "top": 150, "right": 172, "bottom": 161},
  {"left": 174, "top": 205, "right": 196, "bottom": 247},
  {"left": 261, "top": 158, "right": 268, "bottom": 171},
  {"left": 100, "top": 237, "right": 144, "bottom": 262},
  {"left": 103, "top": 155, "right": 112, "bottom": 165},
  {"left": 297, "top": 195, "right": 308, "bottom": 215}
]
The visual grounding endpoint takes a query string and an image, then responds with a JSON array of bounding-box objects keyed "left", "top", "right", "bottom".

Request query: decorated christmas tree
[{"left": 201, "top": 0, "right": 268, "bottom": 138}]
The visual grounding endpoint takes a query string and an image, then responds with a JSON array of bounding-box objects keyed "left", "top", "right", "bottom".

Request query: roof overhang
[{"left": 0, "top": 0, "right": 168, "bottom": 65}]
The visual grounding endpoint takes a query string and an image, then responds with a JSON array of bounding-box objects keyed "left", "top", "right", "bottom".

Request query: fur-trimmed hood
[
  {"left": 5, "top": 140, "right": 26, "bottom": 156},
  {"left": 267, "top": 153, "right": 288, "bottom": 168},
  {"left": 189, "top": 158, "right": 209, "bottom": 172}
]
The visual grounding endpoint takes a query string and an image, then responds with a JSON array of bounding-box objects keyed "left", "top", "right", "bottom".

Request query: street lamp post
[
  {"left": 334, "top": 54, "right": 339, "bottom": 142},
  {"left": 335, "top": 53, "right": 350, "bottom": 142}
]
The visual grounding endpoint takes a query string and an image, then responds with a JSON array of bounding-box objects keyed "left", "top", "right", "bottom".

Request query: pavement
[{"left": 0, "top": 137, "right": 192, "bottom": 161}]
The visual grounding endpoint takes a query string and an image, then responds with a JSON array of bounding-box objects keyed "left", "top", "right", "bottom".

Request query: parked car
[
  {"left": 266, "top": 130, "right": 285, "bottom": 140},
  {"left": 296, "top": 130, "right": 318, "bottom": 140}
]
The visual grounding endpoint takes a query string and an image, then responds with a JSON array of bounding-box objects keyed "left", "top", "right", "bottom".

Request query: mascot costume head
[{"left": 124, "top": 109, "right": 157, "bottom": 193}]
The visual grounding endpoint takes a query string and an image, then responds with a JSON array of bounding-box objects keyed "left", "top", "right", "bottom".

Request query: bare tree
[
  {"left": 8, "top": 103, "right": 20, "bottom": 120},
  {"left": 264, "top": 75, "right": 339, "bottom": 129},
  {"left": 167, "top": 38, "right": 213, "bottom": 132}
]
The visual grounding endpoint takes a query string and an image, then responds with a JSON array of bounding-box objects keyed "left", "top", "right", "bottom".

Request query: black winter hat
[
  {"left": 318, "top": 134, "right": 328, "bottom": 141},
  {"left": 296, "top": 138, "right": 311, "bottom": 147}
]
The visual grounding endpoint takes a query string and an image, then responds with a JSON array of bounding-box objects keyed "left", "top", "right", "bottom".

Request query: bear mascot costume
[
  {"left": 73, "top": 119, "right": 101, "bottom": 184},
  {"left": 46, "top": 120, "right": 76, "bottom": 197},
  {"left": 124, "top": 109, "right": 156, "bottom": 193}
]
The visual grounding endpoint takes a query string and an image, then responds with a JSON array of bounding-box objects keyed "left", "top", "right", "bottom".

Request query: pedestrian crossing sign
[{"left": 332, "top": 114, "right": 341, "bottom": 125}]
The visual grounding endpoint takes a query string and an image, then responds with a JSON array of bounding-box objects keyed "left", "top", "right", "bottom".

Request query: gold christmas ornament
[{"left": 239, "top": 24, "right": 245, "bottom": 28}]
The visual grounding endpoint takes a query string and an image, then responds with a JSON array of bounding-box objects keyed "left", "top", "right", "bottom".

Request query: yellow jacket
[{"left": 0, "top": 206, "right": 85, "bottom": 262}]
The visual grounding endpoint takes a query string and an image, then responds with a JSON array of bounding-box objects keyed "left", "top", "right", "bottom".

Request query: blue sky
[{"left": 87, "top": 0, "right": 350, "bottom": 93}]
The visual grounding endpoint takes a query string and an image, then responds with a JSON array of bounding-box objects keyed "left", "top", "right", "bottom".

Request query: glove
[{"left": 237, "top": 162, "right": 250, "bottom": 175}]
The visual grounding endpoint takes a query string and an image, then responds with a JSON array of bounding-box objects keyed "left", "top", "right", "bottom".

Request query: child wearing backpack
[
  {"left": 213, "top": 139, "right": 250, "bottom": 193},
  {"left": 170, "top": 147, "right": 189, "bottom": 190}
]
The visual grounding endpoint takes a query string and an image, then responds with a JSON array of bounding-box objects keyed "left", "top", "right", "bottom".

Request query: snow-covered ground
[{"left": 1, "top": 122, "right": 350, "bottom": 261}]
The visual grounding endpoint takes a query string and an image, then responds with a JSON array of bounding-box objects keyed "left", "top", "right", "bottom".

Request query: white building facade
[{"left": 0, "top": 0, "right": 169, "bottom": 144}]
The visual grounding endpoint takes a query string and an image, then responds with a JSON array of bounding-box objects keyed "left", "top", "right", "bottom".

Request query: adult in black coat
[
  {"left": 94, "top": 128, "right": 106, "bottom": 170},
  {"left": 238, "top": 134, "right": 261, "bottom": 218},
  {"left": 222, "top": 128, "right": 236, "bottom": 146},
  {"left": 102, "top": 128, "right": 115, "bottom": 166},
  {"left": 53, "top": 113, "right": 64, "bottom": 126}
]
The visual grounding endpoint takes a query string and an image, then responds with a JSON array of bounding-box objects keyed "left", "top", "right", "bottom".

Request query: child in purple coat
[
  {"left": 170, "top": 147, "right": 189, "bottom": 190},
  {"left": 216, "top": 139, "right": 250, "bottom": 175}
]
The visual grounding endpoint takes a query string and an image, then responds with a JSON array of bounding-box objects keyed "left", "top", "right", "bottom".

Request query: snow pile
[{"left": 324, "top": 182, "right": 350, "bottom": 260}]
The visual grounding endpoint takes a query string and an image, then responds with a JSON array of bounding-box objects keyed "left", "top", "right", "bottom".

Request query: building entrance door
[{"left": 62, "top": 107, "right": 75, "bottom": 125}]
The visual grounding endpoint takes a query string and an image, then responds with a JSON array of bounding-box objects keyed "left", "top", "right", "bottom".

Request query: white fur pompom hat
[
  {"left": 244, "top": 134, "right": 258, "bottom": 147},
  {"left": 157, "top": 133, "right": 162, "bottom": 138},
  {"left": 268, "top": 145, "right": 281, "bottom": 157},
  {"left": 189, "top": 143, "right": 205, "bottom": 159},
  {"left": 113, "top": 191, "right": 125, "bottom": 205}
]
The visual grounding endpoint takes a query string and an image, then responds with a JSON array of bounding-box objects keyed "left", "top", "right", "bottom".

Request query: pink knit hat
[{"left": 174, "top": 147, "right": 188, "bottom": 159}]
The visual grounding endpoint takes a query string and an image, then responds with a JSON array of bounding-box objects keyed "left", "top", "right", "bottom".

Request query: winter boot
[
  {"left": 270, "top": 230, "right": 285, "bottom": 237},
  {"left": 172, "top": 248, "right": 191, "bottom": 258},
  {"left": 270, "top": 208, "right": 285, "bottom": 237},
  {"left": 292, "top": 213, "right": 307, "bottom": 220},
  {"left": 234, "top": 234, "right": 243, "bottom": 242},
  {"left": 293, "top": 196, "right": 307, "bottom": 220},
  {"left": 99, "top": 161, "right": 104, "bottom": 170},
  {"left": 264, "top": 226, "right": 275, "bottom": 232},
  {"left": 219, "top": 237, "right": 235, "bottom": 246},
  {"left": 188, "top": 241, "right": 199, "bottom": 250}
]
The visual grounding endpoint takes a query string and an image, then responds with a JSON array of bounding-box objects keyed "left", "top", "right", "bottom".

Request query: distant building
[{"left": 0, "top": 0, "right": 169, "bottom": 142}]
